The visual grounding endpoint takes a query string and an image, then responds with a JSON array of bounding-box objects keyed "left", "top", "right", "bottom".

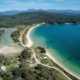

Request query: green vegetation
[
  {"left": 22, "top": 27, "right": 31, "bottom": 45},
  {"left": 0, "top": 30, "right": 4, "bottom": 37},
  {"left": 0, "top": 55, "right": 9, "bottom": 66},
  {"left": 34, "top": 47, "right": 56, "bottom": 66},
  {"left": 34, "top": 47, "right": 79, "bottom": 80},
  {"left": 34, "top": 47, "right": 46, "bottom": 58},
  {"left": 36, "top": 47, "right": 46, "bottom": 53},
  {"left": 0, "top": 11, "right": 79, "bottom": 80},
  {"left": 34, "top": 47, "right": 45, "bottom": 57},
  {"left": 0, "top": 11, "right": 80, "bottom": 28},
  {"left": 11, "top": 27, "right": 25, "bottom": 43},
  {"left": 20, "top": 48, "right": 32, "bottom": 60},
  {"left": 0, "top": 48, "right": 69, "bottom": 80},
  {"left": 34, "top": 64, "right": 68, "bottom": 80}
]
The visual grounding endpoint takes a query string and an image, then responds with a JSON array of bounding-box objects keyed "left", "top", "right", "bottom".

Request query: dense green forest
[{"left": 0, "top": 11, "right": 80, "bottom": 28}]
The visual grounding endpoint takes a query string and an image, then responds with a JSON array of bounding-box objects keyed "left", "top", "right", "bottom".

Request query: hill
[
  {"left": 0, "top": 10, "right": 22, "bottom": 15},
  {"left": 0, "top": 11, "right": 80, "bottom": 27}
]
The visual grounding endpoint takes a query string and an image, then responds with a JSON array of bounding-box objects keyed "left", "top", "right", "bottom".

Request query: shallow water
[
  {"left": 30, "top": 24, "right": 80, "bottom": 77},
  {"left": 0, "top": 28, "right": 23, "bottom": 48}
]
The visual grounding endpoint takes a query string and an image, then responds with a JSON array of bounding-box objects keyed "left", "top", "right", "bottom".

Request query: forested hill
[{"left": 0, "top": 11, "right": 80, "bottom": 28}]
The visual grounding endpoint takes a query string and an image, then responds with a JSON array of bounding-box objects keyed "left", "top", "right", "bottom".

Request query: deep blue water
[{"left": 30, "top": 24, "right": 80, "bottom": 77}]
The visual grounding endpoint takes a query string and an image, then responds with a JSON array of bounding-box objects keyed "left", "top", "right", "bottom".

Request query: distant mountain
[
  {"left": 0, "top": 9, "right": 80, "bottom": 16},
  {"left": 0, "top": 10, "right": 23, "bottom": 15},
  {"left": 27, "top": 9, "right": 80, "bottom": 15},
  {"left": 46, "top": 9, "right": 80, "bottom": 15},
  {"left": 27, "top": 9, "right": 44, "bottom": 12}
]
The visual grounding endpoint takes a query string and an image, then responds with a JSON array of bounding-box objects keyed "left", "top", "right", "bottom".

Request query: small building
[
  {"left": 43, "top": 56, "right": 48, "bottom": 60},
  {"left": 1, "top": 66, "right": 6, "bottom": 71}
]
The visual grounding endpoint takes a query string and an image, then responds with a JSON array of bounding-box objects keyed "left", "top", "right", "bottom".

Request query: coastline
[
  {"left": 25, "top": 23, "right": 80, "bottom": 80},
  {"left": 45, "top": 49, "right": 80, "bottom": 80},
  {"left": 25, "top": 23, "right": 45, "bottom": 48}
]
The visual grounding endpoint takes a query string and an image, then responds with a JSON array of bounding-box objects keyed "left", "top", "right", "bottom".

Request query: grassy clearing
[{"left": 34, "top": 47, "right": 57, "bottom": 66}]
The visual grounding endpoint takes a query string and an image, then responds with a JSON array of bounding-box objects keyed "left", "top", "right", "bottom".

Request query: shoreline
[
  {"left": 25, "top": 23, "right": 80, "bottom": 80},
  {"left": 26, "top": 23, "right": 45, "bottom": 48},
  {"left": 45, "top": 49, "right": 80, "bottom": 80}
]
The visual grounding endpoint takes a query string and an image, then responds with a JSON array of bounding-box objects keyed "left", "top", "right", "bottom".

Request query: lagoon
[{"left": 0, "top": 28, "right": 23, "bottom": 56}]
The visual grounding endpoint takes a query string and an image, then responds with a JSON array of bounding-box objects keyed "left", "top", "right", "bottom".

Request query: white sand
[
  {"left": 26, "top": 23, "right": 45, "bottom": 48},
  {"left": 0, "top": 46, "right": 23, "bottom": 56},
  {"left": 26, "top": 23, "right": 80, "bottom": 80},
  {"left": 45, "top": 47, "right": 80, "bottom": 79}
]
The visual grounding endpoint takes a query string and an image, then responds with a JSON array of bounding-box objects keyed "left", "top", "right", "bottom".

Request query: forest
[
  {"left": 0, "top": 11, "right": 80, "bottom": 28},
  {"left": 0, "top": 48, "right": 69, "bottom": 80}
]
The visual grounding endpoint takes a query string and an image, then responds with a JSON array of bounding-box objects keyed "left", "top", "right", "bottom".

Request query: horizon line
[{"left": 0, "top": 9, "right": 80, "bottom": 12}]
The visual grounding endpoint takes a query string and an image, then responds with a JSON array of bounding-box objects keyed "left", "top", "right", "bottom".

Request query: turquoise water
[{"left": 30, "top": 24, "right": 80, "bottom": 77}]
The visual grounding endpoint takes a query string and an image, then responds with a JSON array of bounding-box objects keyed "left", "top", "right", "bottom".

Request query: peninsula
[{"left": 0, "top": 11, "right": 80, "bottom": 80}]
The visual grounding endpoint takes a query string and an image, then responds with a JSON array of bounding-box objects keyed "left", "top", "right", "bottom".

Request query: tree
[
  {"left": 12, "top": 68, "right": 21, "bottom": 77},
  {"left": 20, "top": 49, "right": 32, "bottom": 60}
]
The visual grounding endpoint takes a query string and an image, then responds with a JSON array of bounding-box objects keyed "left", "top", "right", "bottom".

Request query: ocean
[{"left": 30, "top": 24, "right": 80, "bottom": 77}]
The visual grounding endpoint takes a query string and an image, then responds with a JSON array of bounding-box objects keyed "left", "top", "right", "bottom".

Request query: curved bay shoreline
[{"left": 22, "top": 23, "right": 80, "bottom": 80}]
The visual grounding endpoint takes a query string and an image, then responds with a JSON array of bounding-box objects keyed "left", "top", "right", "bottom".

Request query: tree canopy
[{"left": 0, "top": 11, "right": 80, "bottom": 28}]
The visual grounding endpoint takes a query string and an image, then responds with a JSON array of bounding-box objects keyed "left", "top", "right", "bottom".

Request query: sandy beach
[
  {"left": 26, "top": 23, "right": 45, "bottom": 48},
  {"left": 25, "top": 23, "right": 80, "bottom": 80},
  {"left": 45, "top": 49, "right": 80, "bottom": 80},
  {"left": 0, "top": 45, "right": 23, "bottom": 56}
]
